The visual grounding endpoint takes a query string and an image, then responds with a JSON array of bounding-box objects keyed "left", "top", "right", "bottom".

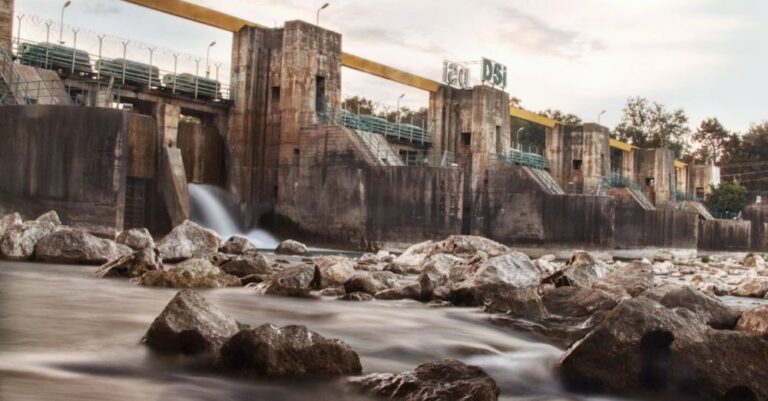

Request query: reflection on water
[{"left": 0, "top": 261, "right": 627, "bottom": 401}]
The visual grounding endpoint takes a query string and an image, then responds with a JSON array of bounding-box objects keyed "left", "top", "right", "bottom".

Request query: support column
[
  {"left": 0, "top": 0, "right": 12, "bottom": 53},
  {"left": 156, "top": 103, "right": 181, "bottom": 148}
]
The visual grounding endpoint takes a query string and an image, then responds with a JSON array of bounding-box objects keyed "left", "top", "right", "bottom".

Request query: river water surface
[{"left": 0, "top": 261, "right": 631, "bottom": 401}]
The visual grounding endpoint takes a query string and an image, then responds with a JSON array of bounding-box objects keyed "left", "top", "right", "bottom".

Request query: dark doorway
[{"left": 315, "top": 76, "right": 326, "bottom": 114}]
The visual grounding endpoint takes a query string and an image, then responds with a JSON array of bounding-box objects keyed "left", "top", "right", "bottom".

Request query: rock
[
  {"left": 157, "top": 220, "right": 221, "bottom": 262},
  {"left": 546, "top": 251, "right": 608, "bottom": 288},
  {"left": 317, "top": 286, "right": 346, "bottom": 297},
  {"left": 220, "top": 253, "right": 271, "bottom": 278},
  {"left": 0, "top": 220, "right": 57, "bottom": 260},
  {"left": 436, "top": 235, "right": 510, "bottom": 258},
  {"left": 116, "top": 228, "right": 155, "bottom": 250},
  {"left": 97, "top": 247, "right": 163, "bottom": 278},
  {"left": 274, "top": 239, "right": 310, "bottom": 256},
  {"left": 344, "top": 271, "right": 398, "bottom": 295},
  {"left": 341, "top": 292, "right": 374, "bottom": 302},
  {"left": 0, "top": 212, "right": 22, "bottom": 239},
  {"left": 652, "top": 261, "right": 674, "bottom": 275},
  {"left": 653, "top": 250, "right": 674, "bottom": 262},
  {"left": 558, "top": 297, "right": 768, "bottom": 400},
  {"left": 450, "top": 252, "right": 545, "bottom": 306},
  {"left": 313, "top": 256, "right": 355, "bottom": 289},
  {"left": 219, "top": 324, "right": 362, "bottom": 376},
  {"left": 143, "top": 290, "right": 241, "bottom": 356},
  {"left": 743, "top": 254, "right": 766, "bottom": 270},
  {"left": 735, "top": 305, "right": 768, "bottom": 337},
  {"left": 643, "top": 284, "right": 741, "bottom": 329},
  {"left": 593, "top": 261, "right": 654, "bottom": 300},
  {"left": 482, "top": 284, "right": 548, "bottom": 319},
  {"left": 375, "top": 283, "right": 421, "bottom": 301},
  {"left": 35, "top": 210, "right": 61, "bottom": 226},
  {"left": 220, "top": 235, "right": 258, "bottom": 255},
  {"left": 533, "top": 256, "right": 561, "bottom": 276},
  {"left": 390, "top": 240, "right": 436, "bottom": 272},
  {"left": 137, "top": 258, "right": 241, "bottom": 288},
  {"left": 542, "top": 287, "right": 617, "bottom": 318},
  {"left": 191, "top": 250, "right": 232, "bottom": 267},
  {"left": 254, "top": 265, "right": 315, "bottom": 296},
  {"left": 732, "top": 276, "right": 768, "bottom": 298},
  {"left": 348, "top": 359, "right": 499, "bottom": 401},
  {"left": 35, "top": 228, "right": 132, "bottom": 264},
  {"left": 417, "top": 254, "right": 466, "bottom": 300}
]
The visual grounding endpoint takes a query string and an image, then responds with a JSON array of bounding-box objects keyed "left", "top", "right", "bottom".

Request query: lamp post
[
  {"left": 516, "top": 127, "right": 525, "bottom": 151},
  {"left": 59, "top": 1, "right": 72, "bottom": 45},
  {"left": 316, "top": 3, "right": 329, "bottom": 26},
  {"left": 205, "top": 41, "right": 216, "bottom": 78},
  {"left": 396, "top": 93, "right": 405, "bottom": 125},
  {"left": 598, "top": 110, "right": 606, "bottom": 125}
]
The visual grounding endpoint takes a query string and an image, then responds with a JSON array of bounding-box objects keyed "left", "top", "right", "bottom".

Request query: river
[{"left": 0, "top": 260, "right": 636, "bottom": 401}]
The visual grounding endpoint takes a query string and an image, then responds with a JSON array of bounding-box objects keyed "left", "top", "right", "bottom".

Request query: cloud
[
  {"left": 495, "top": 6, "right": 605, "bottom": 59},
  {"left": 344, "top": 27, "right": 447, "bottom": 55}
]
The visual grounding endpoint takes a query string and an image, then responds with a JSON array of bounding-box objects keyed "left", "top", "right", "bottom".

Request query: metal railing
[
  {"left": 319, "top": 101, "right": 432, "bottom": 145},
  {"left": 402, "top": 150, "right": 456, "bottom": 167},
  {"left": 0, "top": 46, "right": 30, "bottom": 105},
  {"left": 499, "top": 148, "right": 551, "bottom": 170},
  {"left": 13, "top": 38, "right": 230, "bottom": 101}
]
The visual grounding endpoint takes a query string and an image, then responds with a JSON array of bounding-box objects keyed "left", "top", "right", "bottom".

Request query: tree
[
  {"left": 343, "top": 96, "right": 377, "bottom": 115},
  {"left": 613, "top": 97, "right": 691, "bottom": 157},
  {"left": 691, "top": 118, "right": 729, "bottom": 164},
  {"left": 705, "top": 181, "right": 747, "bottom": 217},
  {"left": 538, "top": 109, "right": 582, "bottom": 126},
  {"left": 718, "top": 122, "right": 768, "bottom": 191}
]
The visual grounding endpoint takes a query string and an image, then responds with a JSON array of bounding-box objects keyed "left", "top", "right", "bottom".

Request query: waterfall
[{"left": 188, "top": 184, "right": 279, "bottom": 249}]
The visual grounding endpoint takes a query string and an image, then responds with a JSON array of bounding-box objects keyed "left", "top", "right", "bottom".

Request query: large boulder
[
  {"left": 116, "top": 228, "right": 155, "bottom": 250},
  {"left": 344, "top": 271, "right": 398, "bottom": 295},
  {"left": 313, "top": 256, "right": 355, "bottom": 289},
  {"left": 592, "top": 261, "right": 654, "bottom": 300},
  {"left": 482, "top": 284, "right": 548, "bottom": 319},
  {"left": 375, "top": 283, "right": 421, "bottom": 301},
  {"left": 220, "top": 253, "right": 271, "bottom": 278},
  {"left": 450, "top": 252, "right": 545, "bottom": 306},
  {"left": 143, "top": 290, "right": 241, "bottom": 356},
  {"left": 0, "top": 220, "right": 58, "bottom": 260},
  {"left": 97, "top": 247, "right": 163, "bottom": 278},
  {"left": 542, "top": 287, "right": 617, "bottom": 318},
  {"left": 274, "top": 239, "right": 310, "bottom": 256},
  {"left": 35, "top": 229, "right": 132, "bottom": 264},
  {"left": 348, "top": 359, "right": 499, "bottom": 401},
  {"left": 0, "top": 212, "right": 22, "bottom": 239},
  {"left": 643, "top": 284, "right": 741, "bottom": 329},
  {"left": 735, "top": 305, "right": 768, "bottom": 337},
  {"left": 157, "top": 220, "right": 221, "bottom": 262},
  {"left": 732, "top": 275, "right": 768, "bottom": 298},
  {"left": 390, "top": 240, "right": 437, "bottom": 273},
  {"left": 417, "top": 254, "right": 466, "bottom": 301},
  {"left": 254, "top": 265, "right": 315, "bottom": 296},
  {"left": 436, "top": 235, "right": 510, "bottom": 258},
  {"left": 35, "top": 211, "right": 61, "bottom": 226},
  {"left": 558, "top": 297, "right": 768, "bottom": 400},
  {"left": 220, "top": 235, "right": 258, "bottom": 255},
  {"left": 546, "top": 251, "right": 608, "bottom": 288},
  {"left": 137, "top": 258, "right": 241, "bottom": 288},
  {"left": 219, "top": 324, "right": 362, "bottom": 376}
]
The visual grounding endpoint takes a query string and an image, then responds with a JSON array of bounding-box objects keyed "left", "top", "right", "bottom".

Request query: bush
[
  {"left": 701, "top": 255, "right": 711, "bottom": 263},
  {"left": 704, "top": 181, "right": 747, "bottom": 217}
]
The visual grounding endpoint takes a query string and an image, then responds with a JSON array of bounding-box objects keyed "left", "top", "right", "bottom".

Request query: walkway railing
[
  {"left": 319, "top": 101, "right": 432, "bottom": 145},
  {"left": 0, "top": 46, "right": 30, "bottom": 105},
  {"left": 498, "top": 148, "right": 550, "bottom": 170}
]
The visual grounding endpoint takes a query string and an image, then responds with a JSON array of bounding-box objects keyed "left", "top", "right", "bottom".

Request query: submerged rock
[
  {"left": 220, "top": 253, "right": 271, "bottom": 278},
  {"left": 274, "top": 239, "right": 310, "bottom": 256},
  {"left": 157, "top": 220, "right": 221, "bottom": 262},
  {"left": 375, "top": 283, "right": 421, "bottom": 301},
  {"left": 348, "top": 359, "right": 499, "bottom": 401},
  {"left": 254, "top": 265, "right": 315, "bottom": 296},
  {"left": 220, "top": 235, "right": 258, "bottom": 255},
  {"left": 97, "top": 247, "right": 163, "bottom": 278},
  {"left": 116, "top": 228, "right": 155, "bottom": 250},
  {"left": 0, "top": 220, "right": 58, "bottom": 260},
  {"left": 35, "top": 228, "right": 132, "bottom": 264},
  {"left": 219, "top": 324, "right": 362, "bottom": 376},
  {"left": 558, "top": 297, "right": 768, "bottom": 400},
  {"left": 143, "top": 289, "right": 241, "bottom": 356},
  {"left": 137, "top": 258, "right": 240, "bottom": 288},
  {"left": 344, "top": 271, "right": 398, "bottom": 295},
  {"left": 341, "top": 291, "right": 374, "bottom": 302}
]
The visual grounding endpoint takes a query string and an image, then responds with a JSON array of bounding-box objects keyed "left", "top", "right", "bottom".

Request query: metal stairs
[
  {"left": 523, "top": 167, "right": 565, "bottom": 195},
  {"left": 626, "top": 186, "right": 656, "bottom": 210},
  {"left": 351, "top": 129, "right": 404, "bottom": 166},
  {"left": 0, "top": 47, "right": 30, "bottom": 105}
]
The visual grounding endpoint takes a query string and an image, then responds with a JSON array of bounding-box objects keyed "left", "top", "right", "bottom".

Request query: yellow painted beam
[
  {"left": 121, "top": 0, "right": 264, "bottom": 31},
  {"left": 510, "top": 107, "right": 557, "bottom": 128},
  {"left": 340, "top": 53, "right": 441, "bottom": 92},
  {"left": 609, "top": 138, "right": 634, "bottom": 152},
  {"left": 675, "top": 160, "right": 687, "bottom": 169}
]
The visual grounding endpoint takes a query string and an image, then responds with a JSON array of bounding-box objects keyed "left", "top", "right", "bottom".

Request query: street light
[
  {"left": 205, "top": 41, "right": 216, "bottom": 78},
  {"left": 516, "top": 127, "right": 525, "bottom": 150},
  {"left": 59, "top": 1, "right": 72, "bottom": 45},
  {"left": 598, "top": 110, "right": 606, "bottom": 125},
  {"left": 316, "top": 3, "right": 330, "bottom": 26},
  {"left": 396, "top": 93, "right": 405, "bottom": 125}
]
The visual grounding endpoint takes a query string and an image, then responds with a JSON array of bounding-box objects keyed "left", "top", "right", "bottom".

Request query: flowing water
[
  {"left": 188, "top": 184, "right": 279, "bottom": 249},
  {"left": 0, "top": 261, "right": 632, "bottom": 401}
]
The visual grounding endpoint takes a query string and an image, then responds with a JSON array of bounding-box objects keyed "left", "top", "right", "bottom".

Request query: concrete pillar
[
  {"left": 158, "top": 147, "right": 191, "bottom": 227},
  {"left": 0, "top": 0, "right": 12, "bottom": 53},
  {"left": 156, "top": 103, "right": 181, "bottom": 148}
]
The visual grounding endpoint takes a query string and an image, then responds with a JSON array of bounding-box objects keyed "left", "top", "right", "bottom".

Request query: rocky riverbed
[{"left": 2, "top": 210, "right": 768, "bottom": 400}]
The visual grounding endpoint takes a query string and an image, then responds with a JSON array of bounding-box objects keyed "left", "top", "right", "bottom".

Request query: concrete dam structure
[{"left": 0, "top": 0, "right": 763, "bottom": 252}]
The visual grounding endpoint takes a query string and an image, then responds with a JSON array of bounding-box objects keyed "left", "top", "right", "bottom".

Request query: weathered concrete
[
  {"left": 633, "top": 148, "right": 677, "bottom": 205},
  {"left": 0, "top": 105, "right": 127, "bottom": 236},
  {"left": 178, "top": 122, "right": 226, "bottom": 186},
  {"left": 614, "top": 207, "right": 698, "bottom": 249},
  {"left": 0, "top": 0, "right": 11, "bottom": 53},
  {"left": 158, "top": 147, "right": 190, "bottom": 227},
  {"left": 127, "top": 113, "right": 157, "bottom": 179},
  {"left": 744, "top": 205, "right": 768, "bottom": 251},
  {"left": 698, "top": 219, "right": 752, "bottom": 251},
  {"left": 546, "top": 124, "right": 611, "bottom": 194},
  {"left": 155, "top": 103, "right": 180, "bottom": 148}
]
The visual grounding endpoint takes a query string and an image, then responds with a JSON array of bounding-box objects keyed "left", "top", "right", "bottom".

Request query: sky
[{"left": 12, "top": 0, "right": 768, "bottom": 133}]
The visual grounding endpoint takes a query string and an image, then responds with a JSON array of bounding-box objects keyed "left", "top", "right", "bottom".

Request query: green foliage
[
  {"left": 704, "top": 181, "right": 747, "bottom": 215},
  {"left": 538, "top": 109, "right": 583, "bottom": 126},
  {"left": 342, "top": 96, "right": 428, "bottom": 128},
  {"left": 691, "top": 117, "right": 729, "bottom": 164},
  {"left": 613, "top": 97, "right": 691, "bottom": 157},
  {"left": 701, "top": 255, "right": 711, "bottom": 263}
]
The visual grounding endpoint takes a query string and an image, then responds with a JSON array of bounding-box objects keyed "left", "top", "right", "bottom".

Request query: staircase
[
  {"left": 689, "top": 201, "right": 715, "bottom": 220},
  {"left": 350, "top": 129, "right": 404, "bottom": 166},
  {"left": 626, "top": 186, "right": 656, "bottom": 210},
  {"left": 524, "top": 167, "right": 565, "bottom": 195}
]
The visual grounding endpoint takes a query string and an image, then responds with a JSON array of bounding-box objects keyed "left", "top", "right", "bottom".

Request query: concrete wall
[
  {"left": 546, "top": 123, "right": 610, "bottom": 194},
  {"left": 614, "top": 207, "right": 697, "bottom": 248},
  {"left": 698, "top": 220, "right": 752, "bottom": 251},
  {"left": 127, "top": 113, "right": 157, "bottom": 179},
  {"left": 744, "top": 205, "right": 768, "bottom": 251},
  {"left": 178, "top": 122, "right": 226, "bottom": 186},
  {"left": 0, "top": 0, "right": 12, "bottom": 53},
  {"left": 689, "top": 164, "right": 720, "bottom": 198},
  {"left": 633, "top": 148, "right": 676, "bottom": 205},
  {"left": 0, "top": 105, "right": 127, "bottom": 236}
]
